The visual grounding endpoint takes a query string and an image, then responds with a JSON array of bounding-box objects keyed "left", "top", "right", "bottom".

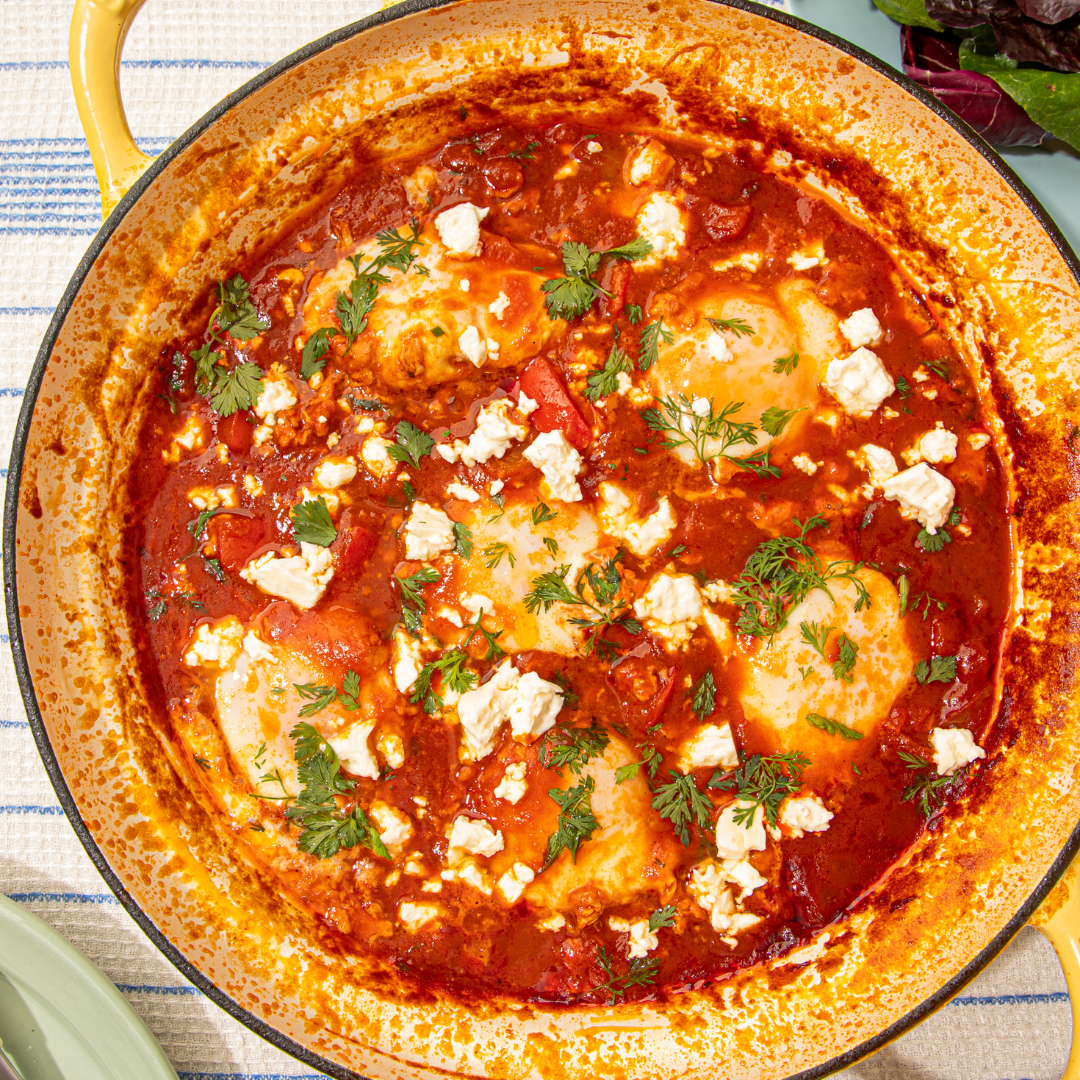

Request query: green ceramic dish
[{"left": 0, "top": 896, "right": 177, "bottom": 1080}]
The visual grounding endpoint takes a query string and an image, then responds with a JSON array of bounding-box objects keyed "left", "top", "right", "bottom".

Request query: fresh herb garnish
[
  {"left": 396, "top": 566, "right": 440, "bottom": 635},
  {"left": 202, "top": 556, "right": 226, "bottom": 583},
  {"left": 532, "top": 500, "right": 557, "bottom": 525},
  {"left": 585, "top": 344, "right": 632, "bottom": 402},
  {"left": 638, "top": 318, "right": 673, "bottom": 371},
  {"left": 831, "top": 633, "right": 858, "bottom": 683},
  {"left": 730, "top": 516, "right": 869, "bottom": 642},
  {"left": 895, "top": 375, "right": 914, "bottom": 414},
  {"left": 430, "top": 325, "right": 446, "bottom": 338},
  {"left": 625, "top": 303, "right": 643, "bottom": 324},
  {"left": 760, "top": 405, "right": 806, "bottom": 438},
  {"left": 387, "top": 420, "right": 435, "bottom": 469},
  {"left": 293, "top": 672, "right": 363, "bottom": 717},
  {"left": 523, "top": 555, "right": 641, "bottom": 662},
  {"left": 541, "top": 237, "right": 652, "bottom": 321},
  {"left": 290, "top": 496, "right": 337, "bottom": 547},
  {"left": 542, "top": 536, "right": 559, "bottom": 558},
  {"left": 410, "top": 650, "right": 476, "bottom": 714},
  {"left": 483, "top": 542, "right": 515, "bottom": 569},
  {"left": 805, "top": 713, "right": 863, "bottom": 740},
  {"left": 615, "top": 745, "right": 662, "bottom": 784},
  {"left": 915, "top": 655, "right": 957, "bottom": 684},
  {"left": 300, "top": 326, "right": 336, "bottom": 380},
  {"left": 462, "top": 609, "right": 505, "bottom": 661},
  {"left": 926, "top": 357, "right": 949, "bottom": 379},
  {"left": 284, "top": 722, "right": 390, "bottom": 859},
  {"left": 649, "top": 905, "right": 677, "bottom": 931},
  {"left": 799, "top": 620, "right": 835, "bottom": 659},
  {"left": 727, "top": 447, "right": 781, "bottom": 479},
  {"left": 651, "top": 772, "right": 714, "bottom": 846},
  {"left": 507, "top": 140, "right": 541, "bottom": 160},
  {"left": 897, "top": 575, "right": 946, "bottom": 620},
  {"left": 594, "top": 947, "right": 660, "bottom": 1003},
  {"left": 773, "top": 348, "right": 800, "bottom": 375},
  {"left": 487, "top": 493, "right": 507, "bottom": 523},
  {"left": 709, "top": 750, "right": 810, "bottom": 828},
  {"left": 544, "top": 775, "right": 599, "bottom": 868},
  {"left": 453, "top": 521, "right": 473, "bottom": 559},
  {"left": 641, "top": 395, "right": 758, "bottom": 465},
  {"left": 898, "top": 750, "right": 955, "bottom": 818},
  {"left": 689, "top": 671, "right": 717, "bottom": 720},
  {"left": 917, "top": 507, "right": 962, "bottom": 553},
  {"left": 707, "top": 316, "right": 755, "bottom": 338},
  {"left": 538, "top": 720, "right": 609, "bottom": 776}
]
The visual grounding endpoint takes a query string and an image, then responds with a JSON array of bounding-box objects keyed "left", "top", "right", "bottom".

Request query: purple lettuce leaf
[
  {"left": 926, "top": 0, "right": 1080, "bottom": 69},
  {"left": 1016, "top": 0, "right": 1080, "bottom": 23},
  {"left": 901, "top": 24, "right": 1050, "bottom": 143}
]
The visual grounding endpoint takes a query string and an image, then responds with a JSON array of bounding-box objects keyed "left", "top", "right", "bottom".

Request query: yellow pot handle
[
  {"left": 1031, "top": 856, "right": 1080, "bottom": 1079},
  {"left": 69, "top": 0, "right": 154, "bottom": 219}
]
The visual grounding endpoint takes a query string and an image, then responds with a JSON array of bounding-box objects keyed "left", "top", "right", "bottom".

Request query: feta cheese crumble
[
  {"left": 488, "top": 291, "right": 511, "bottom": 320},
  {"left": 903, "top": 423, "right": 959, "bottom": 467},
  {"left": 402, "top": 502, "right": 456, "bottom": 559},
  {"left": 361, "top": 434, "right": 398, "bottom": 479},
  {"left": 377, "top": 731, "right": 406, "bottom": 768},
  {"left": 838, "top": 307, "right": 884, "bottom": 349},
  {"left": 880, "top": 462, "right": 955, "bottom": 533},
  {"left": 780, "top": 795, "right": 834, "bottom": 837},
  {"left": 184, "top": 616, "right": 244, "bottom": 669},
  {"left": 824, "top": 348, "right": 895, "bottom": 418},
  {"left": 240, "top": 543, "right": 334, "bottom": 609},
  {"left": 369, "top": 801, "right": 413, "bottom": 849},
  {"left": 327, "top": 721, "right": 378, "bottom": 780},
  {"left": 791, "top": 454, "right": 821, "bottom": 476},
  {"left": 242, "top": 630, "right": 275, "bottom": 663},
  {"left": 447, "top": 816, "right": 504, "bottom": 863},
  {"left": 446, "top": 481, "right": 480, "bottom": 503},
  {"left": 437, "top": 399, "right": 531, "bottom": 467},
  {"left": 313, "top": 456, "right": 357, "bottom": 489},
  {"left": 455, "top": 661, "right": 564, "bottom": 759},
  {"left": 859, "top": 443, "right": 899, "bottom": 489},
  {"left": 598, "top": 482, "right": 677, "bottom": 556},
  {"left": 494, "top": 761, "right": 528, "bottom": 804},
  {"left": 609, "top": 916, "right": 659, "bottom": 958},
  {"left": 435, "top": 202, "right": 489, "bottom": 257},
  {"left": 705, "top": 331, "right": 734, "bottom": 364},
  {"left": 497, "top": 862, "right": 536, "bottom": 904},
  {"left": 680, "top": 723, "right": 738, "bottom": 771},
  {"left": 633, "top": 573, "right": 703, "bottom": 650},
  {"left": 714, "top": 801, "right": 767, "bottom": 860},
  {"left": 523, "top": 430, "right": 584, "bottom": 503},
  {"left": 399, "top": 901, "right": 442, "bottom": 931},
  {"left": 931, "top": 727, "right": 985, "bottom": 776},
  {"left": 392, "top": 628, "right": 424, "bottom": 695},
  {"left": 636, "top": 192, "right": 686, "bottom": 264},
  {"left": 458, "top": 325, "right": 488, "bottom": 367}
]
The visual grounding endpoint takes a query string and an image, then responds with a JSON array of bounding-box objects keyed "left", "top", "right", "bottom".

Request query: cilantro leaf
[
  {"left": 301, "top": 327, "right": 337, "bottom": 380},
  {"left": 915, "top": 654, "right": 957, "bottom": 684},
  {"left": 709, "top": 750, "right": 809, "bottom": 828},
  {"left": 542, "top": 237, "right": 651, "bottom": 321},
  {"left": 584, "top": 344, "right": 632, "bottom": 402},
  {"left": 538, "top": 720, "right": 609, "bottom": 776},
  {"left": 396, "top": 566, "right": 440, "bottom": 636},
  {"left": 544, "top": 775, "right": 599, "bottom": 869},
  {"left": 410, "top": 650, "right": 477, "bottom": 714},
  {"left": 387, "top": 420, "right": 435, "bottom": 469},
  {"left": 594, "top": 947, "right": 661, "bottom": 1003},
  {"left": 216, "top": 275, "right": 269, "bottom": 341},
  {"left": 759, "top": 405, "right": 806, "bottom": 438},
  {"left": 638, "top": 318, "right": 673, "bottom": 371},
  {"left": 290, "top": 496, "right": 337, "bottom": 547},
  {"left": 208, "top": 360, "right": 264, "bottom": 417},
  {"left": 804, "top": 712, "right": 863, "bottom": 740}
]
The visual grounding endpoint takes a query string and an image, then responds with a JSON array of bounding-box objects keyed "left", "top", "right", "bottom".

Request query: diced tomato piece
[
  {"left": 518, "top": 357, "right": 591, "bottom": 449},
  {"left": 697, "top": 200, "right": 752, "bottom": 242},
  {"left": 333, "top": 523, "right": 377, "bottom": 579},
  {"left": 217, "top": 410, "right": 255, "bottom": 454},
  {"left": 601, "top": 262, "right": 631, "bottom": 319},
  {"left": 215, "top": 515, "right": 271, "bottom": 573}
]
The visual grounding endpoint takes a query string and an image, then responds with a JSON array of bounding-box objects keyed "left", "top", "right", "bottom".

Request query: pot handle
[
  {"left": 69, "top": 0, "right": 154, "bottom": 218},
  {"left": 1031, "top": 857, "right": 1080, "bottom": 1079}
]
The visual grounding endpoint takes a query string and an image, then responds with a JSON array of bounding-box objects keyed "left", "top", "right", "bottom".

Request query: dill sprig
[
  {"left": 594, "top": 947, "right": 661, "bottom": 1004},
  {"left": 538, "top": 719, "right": 609, "bottom": 776},
  {"left": 640, "top": 395, "right": 758, "bottom": 465},
  {"left": 709, "top": 750, "right": 810, "bottom": 828}
]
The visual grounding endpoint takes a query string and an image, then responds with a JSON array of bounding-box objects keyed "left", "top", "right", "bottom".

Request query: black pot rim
[{"left": 4, "top": 2, "right": 1079, "bottom": 1078}]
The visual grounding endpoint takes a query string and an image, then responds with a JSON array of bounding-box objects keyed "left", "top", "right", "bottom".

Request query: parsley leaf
[
  {"left": 301, "top": 327, "right": 338, "bottom": 380},
  {"left": 898, "top": 750, "right": 956, "bottom": 818},
  {"left": 294, "top": 682, "right": 337, "bottom": 717},
  {"left": 284, "top": 722, "right": 389, "bottom": 859},
  {"left": 709, "top": 750, "right": 810, "bottom": 828},
  {"left": 651, "top": 772, "right": 714, "bottom": 846},
  {"left": 462, "top": 609, "right": 505, "bottom": 661},
  {"left": 615, "top": 745, "right": 662, "bottom": 784},
  {"left": 773, "top": 348, "right": 799, "bottom": 375},
  {"left": 689, "top": 671, "right": 716, "bottom": 720},
  {"left": 594, "top": 947, "right": 661, "bottom": 1004},
  {"left": 917, "top": 508, "right": 961, "bottom": 553},
  {"left": 584, "top": 344, "right": 632, "bottom": 402},
  {"left": 208, "top": 360, "right": 264, "bottom": 417},
  {"left": 897, "top": 574, "right": 946, "bottom": 620},
  {"left": 915, "top": 654, "right": 957, "bottom": 684},
  {"left": 410, "top": 650, "right": 477, "bottom": 714},
  {"left": 290, "top": 496, "right": 337, "bottom": 547},
  {"left": 759, "top": 405, "right": 806, "bottom": 438},
  {"left": 396, "top": 566, "right": 440, "bottom": 635},
  {"left": 831, "top": 633, "right": 858, "bottom": 683},
  {"left": 538, "top": 720, "right": 609, "bottom": 776},
  {"left": 648, "top": 905, "right": 677, "bottom": 931},
  {"left": 637, "top": 318, "right": 673, "bottom": 371},
  {"left": 216, "top": 275, "right": 270, "bottom": 341},
  {"left": 805, "top": 712, "right": 863, "bottom": 740},
  {"left": 542, "top": 237, "right": 652, "bottom": 321},
  {"left": 544, "top": 775, "right": 599, "bottom": 868},
  {"left": 387, "top": 420, "right": 435, "bottom": 469}
]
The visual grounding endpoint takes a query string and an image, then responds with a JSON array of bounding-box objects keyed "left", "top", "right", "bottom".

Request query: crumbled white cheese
[
  {"left": 791, "top": 454, "right": 820, "bottom": 476},
  {"left": 788, "top": 252, "right": 820, "bottom": 271},
  {"left": 824, "top": 348, "right": 895, "bottom": 418},
  {"left": 903, "top": 423, "right": 958, "bottom": 466},
  {"left": 402, "top": 164, "right": 439, "bottom": 210},
  {"left": 839, "top": 307, "right": 884, "bottom": 348},
  {"left": 240, "top": 543, "right": 334, "bottom": 610},
  {"left": 614, "top": 371, "right": 633, "bottom": 396},
  {"left": 587, "top": 140, "right": 603, "bottom": 153},
  {"left": 187, "top": 485, "right": 238, "bottom": 511},
  {"left": 609, "top": 916, "right": 659, "bottom": 958},
  {"left": 325, "top": 720, "right": 378, "bottom": 780},
  {"left": 446, "top": 481, "right": 480, "bottom": 503},
  {"left": 254, "top": 377, "right": 297, "bottom": 421},
  {"left": 461, "top": 593, "right": 494, "bottom": 617},
  {"left": 687, "top": 860, "right": 764, "bottom": 937},
  {"left": 458, "top": 325, "right": 488, "bottom": 368},
  {"left": 402, "top": 502, "right": 455, "bottom": 560},
  {"left": 912, "top": 366, "right": 929, "bottom": 383},
  {"left": 691, "top": 396, "right": 711, "bottom": 417},
  {"left": 313, "top": 457, "right": 357, "bottom": 489},
  {"left": 680, "top": 724, "right": 738, "bottom": 771},
  {"left": 488, "top": 291, "right": 511, "bottom": 320},
  {"left": 723, "top": 857, "right": 768, "bottom": 899},
  {"left": 398, "top": 901, "right": 442, "bottom": 931},
  {"left": 404, "top": 858, "right": 425, "bottom": 876},
  {"left": 242, "top": 473, "right": 264, "bottom": 497},
  {"left": 455, "top": 661, "right": 564, "bottom": 759},
  {"left": 377, "top": 731, "right": 406, "bottom": 769},
  {"left": 715, "top": 801, "right": 767, "bottom": 860},
  {"left": 361, "top": 434, "right": 398, "bottom": 480},
  {"left": 421, "top": 878, "right": 442, "bottom": 893},
  {"left": 242, "top": 630, "right": 275, "bottom": 663},
  {"left": 183, "top": 616, "right": 244, "bottom": 669},
  {"left": 714, "top": 252, "right": 762, "bottom": 273},
  {"left": 369, "top": 801, "right": 413, "bottom": 849},
  {"left": 705, "top": 331, "right": 734, "bottom": 363},
  {"left": 780, "top": 795, "right": 834, "bottom": 838},
  {"left": 435, "top": 201, "right": 489, "bottom": 257},
  {"left": 489, "top": 479, "right": 505, "bottom": 496},
  {"left": 626, "top": 140, "right": 670, "bottom": 186},
  {"left": 636, "top": 192, "right": 685, "bottom": 264},
  {"left": 494, "top": 761, "right": 528, "bottom": 804},
  {"left": 458, "top": 277, "right": 471, "bottom": 293},
  {"left": 447, "top": 816, "right": 504, "bottom": 864},
  {"left": 598, "top": 482, "right": 676, "bottom": 556},
  {"left": 633, "top": 573, "right": 703, "bottom": 650},
  {"left": 881, "top": 462, "right": 955, "bottom": 533},
  {"left": 859, "top": 443, "right": 899, "bottom": 490},
  {"left": 165, "top": 414, "right": 208, "bottom": 460},
  {"left": 392, "top": 629, "right": 424, "bottom": 695},
  {"left": 439, "top": 606, "right": 464, "bottom": 628},
  {"left": 702, "top": 580, "right": 733, "bottom": 603},
  {"left": 438, "top": 399, "right": 531, "bottom": 467},
  {"left": 523, "top": 430, "right": 584, "bottom": 503},
  {"left": 969, "top": 432, "right": 991, "bottom": 451},
  {"left": 931, "top": 727, "right": 985, "bottom": 776},
  {"left": 538, "top": 914, "right": 567, "bottom": 932},
  {"left": 497, "top": 862, "right": 536, "bottom": 904}
]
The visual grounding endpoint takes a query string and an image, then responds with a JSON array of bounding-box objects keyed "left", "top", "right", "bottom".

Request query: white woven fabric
[{"left": 0, "top": 2, "right": 1069, "bottom": 1078}]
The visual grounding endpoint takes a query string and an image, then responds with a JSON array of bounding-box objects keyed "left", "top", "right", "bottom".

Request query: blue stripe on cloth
[
  {"left": 6, "top": 892, "right": 118, "bottom": 904},
  {"left": 950, "top": 991, "right": 1069, "bottom": 1006},
  {"left": 0, "top": 227, "right": 97, "bottom": 236},
  {"left": 116, "top": 983, "right": 201, "bottom": 995},
  {"left": 0, "top": 387, "right": 26, "bottom": 395},
  {"left": 0, "top": 805, "right": 63, "bottom": 814},
  {"left": 176, "top": 1075, "right": 330, "bottom": 1080},
  {"left": 0, "top": 719, "right": 28, "bottom": 728},
  {"left": 0, "top": 306, "right": 53, "bottom": 315},
  {"left": 0, "top": 59, "right": 268, "bottom": 71}
]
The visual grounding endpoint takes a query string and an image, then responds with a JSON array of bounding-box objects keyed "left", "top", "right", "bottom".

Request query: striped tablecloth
[{"left": 0, "top": 1, "right": 1072, "bottom": 1078}]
